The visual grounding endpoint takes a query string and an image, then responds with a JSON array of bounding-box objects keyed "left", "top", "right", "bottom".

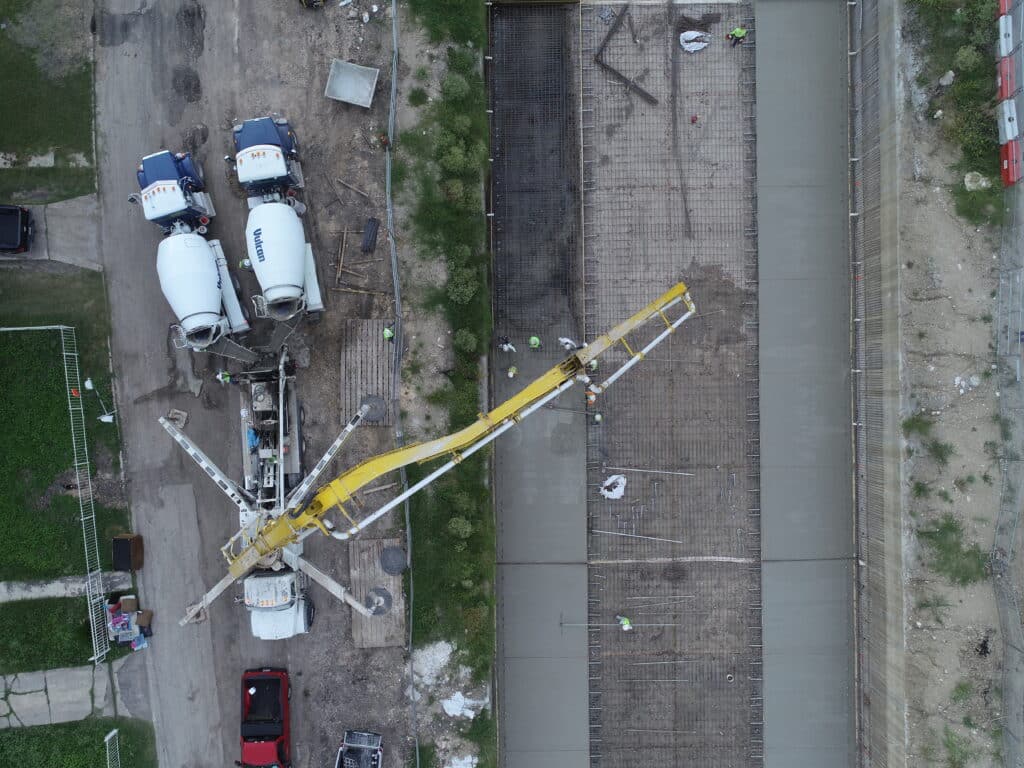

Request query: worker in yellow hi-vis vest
[{"left": 727, "top": 25, "right": 748, "bottom": 47}]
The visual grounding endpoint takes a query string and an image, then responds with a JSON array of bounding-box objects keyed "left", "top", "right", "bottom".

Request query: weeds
[
  {"left": 916, "top": 594, "right": 952, "bottom": 623},
  {"left": 408, "top": 87, "right": 429, "bottom": 107},
  {"left": 903, "top": 412, "right": 934, "bottom": 437},
  {"left": 982, "top": 472, "right": 994, "bottom": 485},
  {"left": 926, "top": 440, "right": 956, "bottom": 466},
  {"left": 917, "top": 513, "right": 988, "bottom": 585},
  {"left": 951, "top": 680, "right": 973, "bottom": 704},
  {"left": 912, "top": 480, "right": 931, "bottom": 499},
  {"left": 992, "top": 412, "right": 1012, "bottom": 442},
  {"left": 943, "top": 726, "right": 975, "bottom": 768},
  {"left": 962, "top": 715, "right": 976, "bottom": 729},
  {"left": 954, "top": 475, "right": 975, "bottom": 492},
  {"left": 937, "top": 489, "right": 953, "bottom": 504}
]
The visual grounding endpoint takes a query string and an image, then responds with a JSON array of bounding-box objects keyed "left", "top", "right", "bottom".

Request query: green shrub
[
  {"left": 448, "top": 516, "right": 473, "bottom": 539},
  {"left": 447, "top": 266, "right": 479, "bottom": 304},
  {"left": 952, "top": 45, "right": 982, "bottom": 73},
  {"left": 408, "top": 87, "right": 429, "bottom": 107},
  {"left": 442, "top": 73, "right": 470, "bottom": 101},
  {"left": 453, "top": 328, "right": 478, "bottom": 353}
]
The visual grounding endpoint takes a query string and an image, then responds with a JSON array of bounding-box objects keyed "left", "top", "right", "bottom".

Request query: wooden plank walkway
[
  {"left": 348, "top": 537, "right": 406, "bottom": 648},
  {"left": 340, "top": 318, "right": 393, "bottom": 426}
]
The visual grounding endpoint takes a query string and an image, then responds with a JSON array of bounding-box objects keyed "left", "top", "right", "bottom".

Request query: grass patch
[
  {"left": 926, "top": 439, "right": 956, "bottom": 467},
  {"left": 902, "top": 412, "right": 934, "bottom": 437},
  {"left": 0, "top": 597, "right": 99, "bottom": 673},
  {"left": 912, "top": 479, "right": 931, "bottom": 498},
  {"left": 407, "top": 0, "right": 485, "bottom": 46},
  {"left": 0, "top": 167, "right": 95, "bottom": 204},
  {"left": 943, "top": 725, "right": 975, "bottom": 768},
  {"left": 907, "top": 0, "right": 1001, "bottom": 225},
  {"left": 952, "top": 184, "right": 1004, "bottom": 227},
  {"left": 407, "top": 743, "right": 438, "bottom": 768},
  {"left": 0, "top": 717, "right": 156, "bottom": 768},
  {"left": 408, "top": 87, "right": 429, "bottom": 107},
  {"left": 408, "top": 454, "right": 494, "bottom": 680},
  {"left": 401, "top": 19, "right": 493, "bottom": 689},
  {"left": 917, "top": 513, "right": 988, "bottom": 585},
  {"left": 0, "top": 270, "right": 126, "bottom": 580},
  {"left": 0, "top": 3, "right": 95, "bottom": 202},
  {"left": 465, "top": 712, "right": 497, "bottom": 768},
  {"left": 951, "top": 679, "right": 973, "bottom": 704}
]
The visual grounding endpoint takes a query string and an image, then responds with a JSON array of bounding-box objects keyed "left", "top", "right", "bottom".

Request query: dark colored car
[
  {"left": 0, "top": 205, "right": 34, "bottom": 254},
  {"left": 240, "top": 668, "right": 291, "bottom": 768},
  {"left": 334, "top": 731, "right": 383, "bottom": 768}
]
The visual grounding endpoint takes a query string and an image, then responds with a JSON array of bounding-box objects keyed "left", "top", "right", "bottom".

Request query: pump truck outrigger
[{"left": 179, "top": 281, "right": 698, "bottom": 625}]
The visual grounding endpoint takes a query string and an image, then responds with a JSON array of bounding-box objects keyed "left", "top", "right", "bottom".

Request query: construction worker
[
  {"left": 498, "top": 336, "right": 517, "bottom": 353},
  {"left": 593, "top": 412, "right": 603, "bottom": 424},
  {"left": 558, "top": 337, "right": 580, "bottom": 351},
  {"left": 529, "top": 335, "right": 542, "bottom": 350},
  {"left": 383, "top": 325, "right": 395, "bottom": 343},
  {"left": 216, "top": 371, "right": 232, "bottom": 385},
  {"left": 616, "top": 614, "right": 634, "bottom": 632},
  {"left": 507, "top": 365, "right": 518, "bottom": 379},
  {"left": 727, "top": 25, "right": 748, "bottom": 46}
]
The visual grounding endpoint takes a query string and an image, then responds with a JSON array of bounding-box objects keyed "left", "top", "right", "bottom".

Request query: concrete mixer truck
[
  {"left": 225, "top": 117, "right": 324, "bottom": 323},
  {"left": 130, "top": 150, "right": 251, "bottom": 352}
]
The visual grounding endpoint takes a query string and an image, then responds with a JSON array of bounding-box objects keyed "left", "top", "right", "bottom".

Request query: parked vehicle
[
  {"left": 239, "top": 668, "right": 291, "bottom": 768},
  {"left": 0, "top": 205, "right": 34, "bottom": 254}
]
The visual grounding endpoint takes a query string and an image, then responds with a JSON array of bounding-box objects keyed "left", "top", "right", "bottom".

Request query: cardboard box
[
  {"left": 120, "top": 595, "right": 138, "bottom": 613},
  {"left": 136, "top": 610, "right": 153, "bottom": 628}
]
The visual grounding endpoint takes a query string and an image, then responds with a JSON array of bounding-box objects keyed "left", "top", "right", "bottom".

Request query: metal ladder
[{"left": 59, "top": 326, "right": 109, "bottom": 663}]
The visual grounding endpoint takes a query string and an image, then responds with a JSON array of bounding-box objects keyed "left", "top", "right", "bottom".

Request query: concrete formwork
[{"left": 579, "top": 3, "right": 761, "bottom": 767}]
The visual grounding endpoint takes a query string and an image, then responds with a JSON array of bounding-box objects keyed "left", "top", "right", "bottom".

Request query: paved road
[
  {"left": 755, "top": 2, "right": 856, "bottom": 767},
  {"left": 95, "top": 2, "right": 404, "bottom": 766}
]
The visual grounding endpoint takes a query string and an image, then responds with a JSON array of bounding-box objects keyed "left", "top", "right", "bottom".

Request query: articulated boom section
[{"left": 223, "top": 281, "right": 696, "bottom": 579}]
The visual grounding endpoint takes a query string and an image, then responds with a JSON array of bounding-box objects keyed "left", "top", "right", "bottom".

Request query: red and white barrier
[
  {"left": 1002, "top": 140, "right": 1022, "bottom": 186},
  {"left": 1000, "top": 14, "right": 1015, "bottom": 57},
  {"left": 999, "top": 56, "right": 1017, "bottom": 100}
]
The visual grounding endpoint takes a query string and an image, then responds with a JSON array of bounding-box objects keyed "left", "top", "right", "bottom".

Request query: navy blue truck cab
[
  {"left": 227, "top": 117, "right": 304, "bottom": 202},
  {"left": 130, "top": 150, "right": 217, "bottom": 235}
]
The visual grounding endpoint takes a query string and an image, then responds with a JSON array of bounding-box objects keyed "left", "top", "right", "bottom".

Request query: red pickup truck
[{"left": 239, "top": 668, "right": 291, "bottom": 768}]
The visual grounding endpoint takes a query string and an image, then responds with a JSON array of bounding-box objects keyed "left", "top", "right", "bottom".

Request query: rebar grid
[
  {"left": 490, "top": 3, "right": 582, "bottom": 334},
  {"left": 580, "top": 4, "right": 760, "bottom": 767}
]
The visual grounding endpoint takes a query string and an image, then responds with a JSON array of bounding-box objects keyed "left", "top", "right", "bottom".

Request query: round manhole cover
[
  {"left": 365, "top": 587, "right": 393, "bottom": 616},
  {"left": 380, "top": 546, "right": 407, "bottom": 575},
  {"left": 360, "top": 395, "right": 387, "bottom": 423}
]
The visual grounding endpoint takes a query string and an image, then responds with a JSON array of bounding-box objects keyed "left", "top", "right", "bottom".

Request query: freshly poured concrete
[{"left": 756, "top": 1, "right": 856, "bottom": 767}]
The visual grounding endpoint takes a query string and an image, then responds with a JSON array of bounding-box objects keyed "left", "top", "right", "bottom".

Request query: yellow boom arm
[{"left": 224, "top": 281, "right": 696, "bottom": 578}]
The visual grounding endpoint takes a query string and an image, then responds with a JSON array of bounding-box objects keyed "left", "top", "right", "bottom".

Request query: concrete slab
[
  {"left": 44, "top": 195, "right": 102, "bottom": 272},
  {"left": 498, "top": 564, "right": 587, "bottom": 661},
  {"left": 756, "top": 0, "right": 855, "bottom": 766},
  {"left": 9, "top": 690, "right": 50, "bottom": 726},
  {"left": 9, "top": 671, "right": 46, "bottom": 694},
  {"left": 93, "top": 664, "right": 112, "bottom": 716},
  {"left": 45, "top": 665, "right": 94, "bottom": 723},
  {"left": 113, "top": 654, "right": 150, "bottom": 721},
  {"left": 763, "top": 560, "right": 856, "bottom": 765},
  {"left": 499, "top": 659, "right": 589, "bottom": 768},
  {"left": 0, "top": 572, "right": 132, "bottom": 604}
]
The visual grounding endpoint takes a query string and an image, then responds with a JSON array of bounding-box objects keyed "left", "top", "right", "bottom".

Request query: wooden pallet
[
  {"left": 348, "top": 537, "right": 406, "bottom": 648},
  {"left": 340, "top": 318, "right": 393, "bottom": 426}
]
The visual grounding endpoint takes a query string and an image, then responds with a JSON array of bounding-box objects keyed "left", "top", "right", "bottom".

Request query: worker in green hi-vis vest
[{"left": 727, "top": 25, "right": 748, "bottom": 47}]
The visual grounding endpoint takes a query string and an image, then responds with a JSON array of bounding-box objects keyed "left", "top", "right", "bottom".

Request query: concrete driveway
[{"left": 95, "top": 1, "right": 403, "bottom": 766}]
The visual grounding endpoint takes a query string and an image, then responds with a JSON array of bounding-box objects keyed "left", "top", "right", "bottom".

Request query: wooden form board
[{"left": 348, "top": 537, "right": 405, "bottom": 648}]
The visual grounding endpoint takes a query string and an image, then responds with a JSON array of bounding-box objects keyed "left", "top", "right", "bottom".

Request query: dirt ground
[{"left": 899, "top": 41, "right": 1005, "bottom": 767}]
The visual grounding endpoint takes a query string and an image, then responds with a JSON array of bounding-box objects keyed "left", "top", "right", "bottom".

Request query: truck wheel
[
  {"left": 299, "top": 405, "right": 306, "bottom": 427},
  {"left": 305, "top": 598, "right": 315, "bottom": 630}
]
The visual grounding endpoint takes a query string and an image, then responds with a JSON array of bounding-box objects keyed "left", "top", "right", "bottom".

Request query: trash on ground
[
  {"left": 600, "top": 474, "right": 627, "bottom": 500},
  {"left": 680, "top": 30, "right": 710, "bottom": 53}
]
